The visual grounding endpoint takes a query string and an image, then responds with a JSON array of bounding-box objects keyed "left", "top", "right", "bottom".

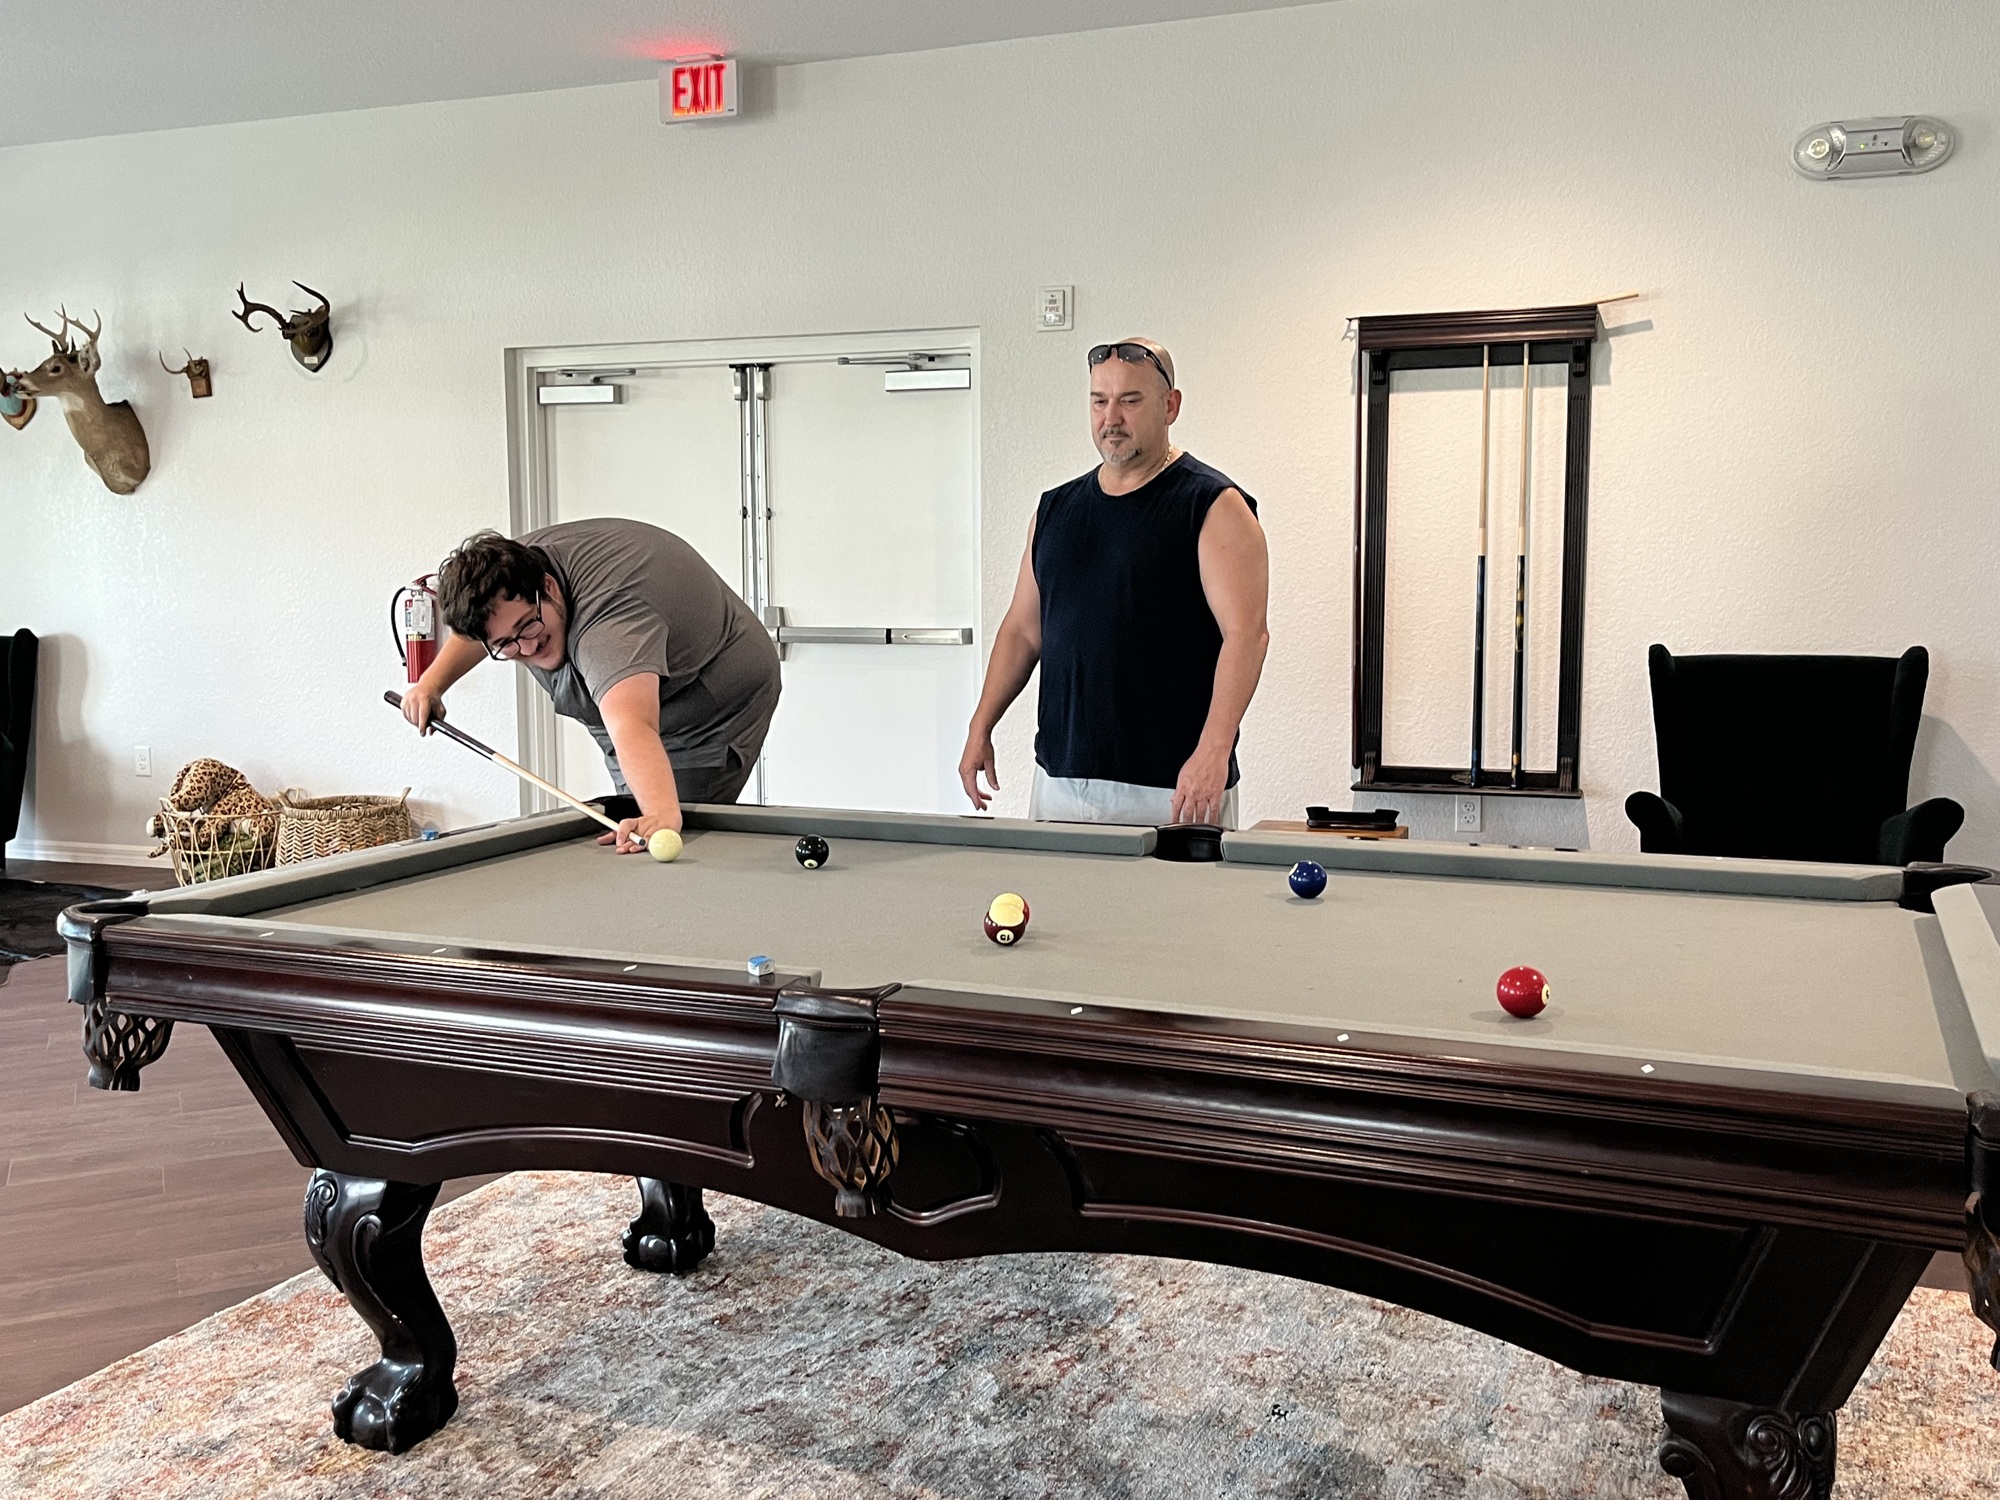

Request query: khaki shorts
[{"left": 1028, "top": 769, "right": 1239, "bottom": 829}]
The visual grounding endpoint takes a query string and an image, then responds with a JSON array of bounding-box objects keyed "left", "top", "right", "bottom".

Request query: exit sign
[{"left": 660, "top": 57, "right": 738, "bottom": 122}]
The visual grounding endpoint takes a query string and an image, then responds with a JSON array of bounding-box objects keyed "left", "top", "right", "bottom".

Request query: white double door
[{"left": 535, "top": 337, "right": 980, "bottom": 813}]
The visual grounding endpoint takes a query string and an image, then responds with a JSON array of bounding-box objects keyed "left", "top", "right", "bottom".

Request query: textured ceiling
[{"left": 0, "top": 0, "right": 1335, "bottom": 148}]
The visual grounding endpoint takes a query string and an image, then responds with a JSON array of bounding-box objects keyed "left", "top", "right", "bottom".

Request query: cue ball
[
  {"left": 1496, "top": 965, "right": 1549, "bottom": 1019},
  {"left": 1288, "top": 860, "right": 1328, "bottom": 899},
  {"left": 795, "top": 835, "right": 830, "bottom": 869},
  {"left": 647, "top": 828, "right": 683, "bottom": 863},
  {"left": 984, "top": 892, "right": 1030, "bottom": 946}
]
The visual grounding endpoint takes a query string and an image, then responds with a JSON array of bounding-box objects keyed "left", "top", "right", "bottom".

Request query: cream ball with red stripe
[{"left": 983, "top": 892, "right": 1030, "bottom": 946}]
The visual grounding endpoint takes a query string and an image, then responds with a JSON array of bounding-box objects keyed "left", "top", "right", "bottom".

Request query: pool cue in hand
[
  {"left": 1466, "top": 343, "right": 1492, "bottom": 787},
  {"left": 1508, "top": 343, "right": 1531, "bottom": 789},
  {"left": 382, "top": 690, "right": 640, "bottom": 846}
]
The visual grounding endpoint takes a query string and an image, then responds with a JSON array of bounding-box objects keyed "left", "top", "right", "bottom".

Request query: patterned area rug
[
  {"left": 0, "top": 879, "right": 122, "bottom": 969},
  {"left": 3, "top": 1172, "right": 1996, "bottom": 1499}
]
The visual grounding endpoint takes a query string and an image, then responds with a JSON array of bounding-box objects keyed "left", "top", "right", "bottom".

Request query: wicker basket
[
  {"left": 148, "top": 803, "right": 280, "bottom": 886},
  {"left": 275, "top": 789, "right": 414, "bottom": 865}
]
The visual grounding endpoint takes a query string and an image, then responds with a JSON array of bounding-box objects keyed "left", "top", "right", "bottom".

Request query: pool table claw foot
[
  {"left": 330, "top": 1354, "right": 461, "bottom": 1455},
  {"left": 623, "top": 1177, "right": 716, "bottom": 1274},
  {"left": 1657, "top": 1393, "right": 1835, "bottom": 1500},
  {"left": 303, "top": 1171, "right": 459, "bottom": 1453}
]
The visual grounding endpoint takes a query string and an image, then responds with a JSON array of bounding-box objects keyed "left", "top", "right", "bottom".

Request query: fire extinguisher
[{"left": 390, "top": 575, "right": 440, "bottom": 684}]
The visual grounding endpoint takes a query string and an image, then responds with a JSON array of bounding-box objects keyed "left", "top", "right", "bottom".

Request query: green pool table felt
[{"left": 253, "top": 825, "right": 1977, "bottom": 1103}]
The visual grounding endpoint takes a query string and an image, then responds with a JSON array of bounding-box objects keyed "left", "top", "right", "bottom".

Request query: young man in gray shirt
[{"left": 402, "top": 519, "right": 781, "bottom": 853}]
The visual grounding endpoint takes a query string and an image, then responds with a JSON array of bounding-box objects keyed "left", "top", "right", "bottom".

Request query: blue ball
[{"left": 1288, "top": 860, "right": 1328, "bottom": 899}]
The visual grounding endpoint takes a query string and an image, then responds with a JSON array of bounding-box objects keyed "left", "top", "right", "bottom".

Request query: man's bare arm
[
  {"left": 400, "top": 630, "right": 488, "bottom": 733},
  {"left": 1173, "top": 490, "right": 1270, "bottom": 823},
  {"left": 599, "top": 672, "right": 682, "bottom": 851},
  {"left": 958, "top": 516, "right": 1044, "bottom": 811}
]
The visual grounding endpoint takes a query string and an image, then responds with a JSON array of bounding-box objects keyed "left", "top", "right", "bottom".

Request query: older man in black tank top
[{"left": 959, "top": 338, "right": 1269, "bottom": 827}]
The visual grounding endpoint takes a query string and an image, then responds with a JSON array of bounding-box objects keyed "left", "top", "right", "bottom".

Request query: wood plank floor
[{"left": 0, "top": 859, "right": 499, "bottom": 1415}]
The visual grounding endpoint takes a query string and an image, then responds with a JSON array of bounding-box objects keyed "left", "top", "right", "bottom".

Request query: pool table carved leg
[
  {"left": 623, "top": 1178, "right": 715, "bottom": 1274},
  {"left": 303, "top": 1171, "right": 458, "bottom": 1454},
  {"left": 1657, "top": 1392, "right": 1835, "bottom": 1500},
  {"left": 1966, "top": 1091, "right": 2000, "bottom": 1370},
  {"left": 1967, "top": 1198, "right": 2000, "bottom": 1371}
]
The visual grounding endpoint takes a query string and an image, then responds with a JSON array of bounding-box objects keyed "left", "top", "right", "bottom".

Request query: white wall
[{"left": 4, "top": 0, "right": 1998, "bottom": 861}]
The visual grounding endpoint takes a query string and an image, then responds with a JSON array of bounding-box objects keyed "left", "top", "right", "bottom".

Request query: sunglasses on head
[{"left": 1087, "top": 342, "right": 1173, "bottom": 391}]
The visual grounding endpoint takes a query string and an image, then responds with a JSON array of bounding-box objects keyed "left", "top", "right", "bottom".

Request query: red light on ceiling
[{"left": 620, "top": 35, "right": 727, "bottom": 61}]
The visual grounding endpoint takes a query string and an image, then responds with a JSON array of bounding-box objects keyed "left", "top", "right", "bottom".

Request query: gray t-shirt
[{"left": 523, "top": 518, "right": 780, "bottom": 773}]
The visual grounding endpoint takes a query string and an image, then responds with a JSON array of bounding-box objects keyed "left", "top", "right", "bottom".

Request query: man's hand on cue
[
  {"left": 401, "top": 684, "right": 445, "bottom": 734},
  {"left": 602, "top": 813, "right": 674, "bottom": 855},
  {"left": 1170, "top": 744, "right": 1231, "bottom": 825}
]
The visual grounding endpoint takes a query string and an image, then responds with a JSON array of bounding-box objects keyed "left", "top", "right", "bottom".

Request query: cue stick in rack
[
  {"left": 1466, "top": 343, "right": 1492, "bottom": 787},
  {"left": 1508, "top": 342, "right": 1531, "bottom": 789},
  {"left": 382, "top": 690, "right": 641, "bottom": 847}
]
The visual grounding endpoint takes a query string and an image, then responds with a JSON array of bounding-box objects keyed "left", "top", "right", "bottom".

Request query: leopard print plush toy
[{"left": 165, "top": 757, "right": 261, "bottom": 813}]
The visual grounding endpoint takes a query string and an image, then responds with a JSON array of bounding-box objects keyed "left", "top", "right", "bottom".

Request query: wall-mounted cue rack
[{"left": 1351, "top": 301, "right": 1602, "bottom": 799}]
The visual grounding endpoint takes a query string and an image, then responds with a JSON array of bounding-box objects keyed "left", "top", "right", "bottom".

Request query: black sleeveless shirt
[{"left": 1032, "top": 453, "right": 1256, "bottom": 789}]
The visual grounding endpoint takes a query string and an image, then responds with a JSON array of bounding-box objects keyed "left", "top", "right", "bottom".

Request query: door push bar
[{"left": 762, "top": 607, "right": 973, "bottom": 660}]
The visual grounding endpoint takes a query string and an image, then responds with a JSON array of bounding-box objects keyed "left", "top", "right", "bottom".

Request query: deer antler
[
  {"left": 233, "top": 284, "right": 290, "bottom": 333},
  {"left": 62, "top": 310, "right": 103, "bottom": 375},
  {"left": 25, "top": 308, "right": 75, "bottom": 353},
  {"left": 290, "top": 283, "right": 331, "bottom": 331}
]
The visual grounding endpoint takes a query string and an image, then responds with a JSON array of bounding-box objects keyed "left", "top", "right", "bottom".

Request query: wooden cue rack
[{"left": 1350, "top": 302, "right": 1601, "bottom": 798}]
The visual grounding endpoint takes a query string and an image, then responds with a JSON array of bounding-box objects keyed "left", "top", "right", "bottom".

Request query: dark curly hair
[{"left": 437, "top": 531, "right": 552, "bottom": 638}]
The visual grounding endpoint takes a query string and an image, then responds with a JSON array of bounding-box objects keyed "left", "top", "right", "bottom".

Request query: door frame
[{"left": 504, "top": 326, "right": 982, "bottom": 812}]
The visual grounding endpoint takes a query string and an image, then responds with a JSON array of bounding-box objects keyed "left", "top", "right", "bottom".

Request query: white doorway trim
[{"left": 503, "top": 326, "right": 982, "bottom": 813}]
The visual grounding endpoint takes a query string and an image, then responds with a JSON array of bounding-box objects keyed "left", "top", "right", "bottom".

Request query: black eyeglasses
[
  {"left": 485, "top": 596, "right": 547, "bottom": 660},
  {"left": 1088, "top": 342, "right": 1174, "bottom": 391}
]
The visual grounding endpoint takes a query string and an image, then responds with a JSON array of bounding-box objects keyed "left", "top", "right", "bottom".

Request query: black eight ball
[{"left": 795, "top": 834, "right": 830, "bottom": 870}]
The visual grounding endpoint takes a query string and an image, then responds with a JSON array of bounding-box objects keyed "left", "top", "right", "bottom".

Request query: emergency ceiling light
[{"left": 1793, "top": 116, "right": 1954, "bottom": 180}]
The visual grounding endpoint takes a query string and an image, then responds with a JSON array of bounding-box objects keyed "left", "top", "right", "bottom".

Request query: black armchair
[
  {"left": 1, "top": 628, "right": 36, "bottom": 871},
  {"left": 1624, "top": 644, "right": 1963, "bottom": 866}
]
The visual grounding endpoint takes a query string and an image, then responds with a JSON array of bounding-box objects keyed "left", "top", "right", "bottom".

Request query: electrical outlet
[
  {"left": 1454, "top": 792, "right": 1481, "bottom": 833},
  {"left": 134, "top": 745, "right": 152, "bottom": 777}
]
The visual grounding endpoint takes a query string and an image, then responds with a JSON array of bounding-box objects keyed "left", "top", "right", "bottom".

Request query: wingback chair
[
  {"left": 1, "top": 629, "right": 37, "bottom": 871},
  {"left": 1624, "top": 644, "right": 1962, "bottom": 866}
]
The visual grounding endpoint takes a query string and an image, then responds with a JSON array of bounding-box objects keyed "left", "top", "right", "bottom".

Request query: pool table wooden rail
[{"left": 69, "top": 907, "right": 1971, "bottom": 1248}]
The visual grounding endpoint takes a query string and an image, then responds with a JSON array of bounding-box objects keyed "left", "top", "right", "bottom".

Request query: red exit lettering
[
  {"left": 671, "top": 61, "right": 729, "bottom": 117},
  {"left": 660, "top": 57, "right": 737, "bottom": 123}
]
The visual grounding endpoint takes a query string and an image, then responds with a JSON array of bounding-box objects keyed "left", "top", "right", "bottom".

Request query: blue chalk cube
[{"left": 1288, "top": 860, "right": 1328, "bottom": 899}]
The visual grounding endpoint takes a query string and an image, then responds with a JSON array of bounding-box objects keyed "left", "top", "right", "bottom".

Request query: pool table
[{"left": 60, "top": 804, "right": 2000, "bottom": 1498}]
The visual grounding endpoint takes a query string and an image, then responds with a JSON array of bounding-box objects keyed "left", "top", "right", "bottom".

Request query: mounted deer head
[
  {"left": 234, "top": 282, "right": 333, "bottom": 372},
  {"left": 11, "top": 309, "right": 151, "bottom": 494},
  {"left": 159, "top": 349, "right": 213, "bottom": 398},
  {"left": 0, "top": 370, "right": 32, "bottom": 431}
]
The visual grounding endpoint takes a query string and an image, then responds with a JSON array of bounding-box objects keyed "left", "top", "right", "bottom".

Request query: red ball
[{"left": 1496, "top": 966, "right": 1549, "bottom": 1018}]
